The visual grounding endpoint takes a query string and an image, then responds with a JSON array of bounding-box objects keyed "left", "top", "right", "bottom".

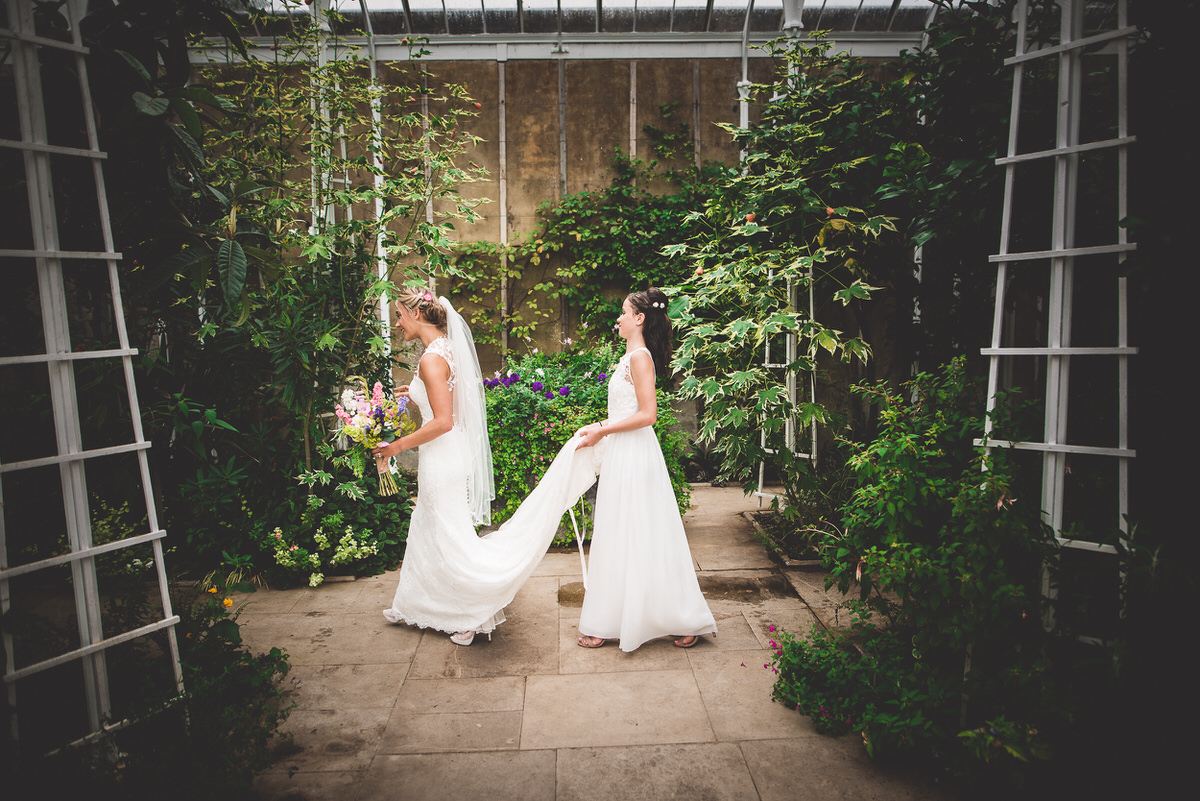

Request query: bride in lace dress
[
  {"left": 572, "top": 289, "right": 717, "bottom": 651},
  {"left": 374, "top": 285, "right": 601, "bottom": 646}
]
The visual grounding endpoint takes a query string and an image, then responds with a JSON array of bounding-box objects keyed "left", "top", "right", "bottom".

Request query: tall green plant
[
  {"left": 100, "top": 6, "right": 488, "bottom": 573},
  {"left": 673, "top": 36, "right": 908, "bottom": 510}
]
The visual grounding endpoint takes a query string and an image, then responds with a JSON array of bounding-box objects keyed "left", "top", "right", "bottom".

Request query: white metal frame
[
  {"left": 980, "top": 0, "right": 1136, "bottom": 641},
  {"left": 0, "top": 0, "right": 183, "bottom": 750}
]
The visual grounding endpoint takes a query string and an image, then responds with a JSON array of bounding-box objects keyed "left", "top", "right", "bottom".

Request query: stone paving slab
[
  {"left": 521, "top": 669, "right": 715, "bottom": 749},
  {"left": 556, "top": 743, "right": 762, "bottom": 801},
  {"left": 265, "top": 707, "right": 393, "bottom": 774},
  {"left": 689, "top": 648, "right": 817, "bottom": 742},
  {"left": 379, "top": 708, "right": 525, "bottom": 753},
  {"left": 358, "top": 751, "right": 558, "bottom": 801},
  {"left": 740, "top": 737, "right": 955, "bottom": 801}
]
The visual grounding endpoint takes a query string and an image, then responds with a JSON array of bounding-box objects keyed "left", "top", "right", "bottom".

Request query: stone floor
[{"left": 235, "top": 485, "right": 956, "bottom": 800}]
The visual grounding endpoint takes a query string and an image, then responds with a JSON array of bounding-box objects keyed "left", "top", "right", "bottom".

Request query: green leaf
[
  {"left": 217, "top": 239, "right": 247, "bottom": 305},
  {"left": 132, "top": 91, "right": 169, "bottom": 117},
  {"left": 114, "top": 50, "right": 152, "bottom": 85},
  {"left": 168, "top": 95, "right": 203, "bottom": 141}
]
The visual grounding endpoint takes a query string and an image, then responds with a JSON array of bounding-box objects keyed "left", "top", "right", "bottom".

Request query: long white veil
[{"left": 439, "top": 296, "right": 495, "bottom": 526}]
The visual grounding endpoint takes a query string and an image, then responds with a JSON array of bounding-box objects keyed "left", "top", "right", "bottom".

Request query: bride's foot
[
  {"left": 673, "top": 635, "right": 702, "bottom": 648},
  {"left": 577, "top": 635, "right": 607, "bottom": 648},
  {"left": 450, "top": 631, "right": 475, "bottom": 646},
  {"left": 382, "top": 609, "right": 402, "bottom": 624}
]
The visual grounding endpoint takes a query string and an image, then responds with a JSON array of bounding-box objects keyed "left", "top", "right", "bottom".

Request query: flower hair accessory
[
  {"left": 421, "top": 290, "right": 434, "bottom": 302},
  {"left": 650, "top": 301, "right": 665, "bottom": 309}
]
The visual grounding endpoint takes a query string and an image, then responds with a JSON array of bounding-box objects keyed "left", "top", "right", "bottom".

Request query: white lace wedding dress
[
  {"left": 383, "top": 336, "right": 602, "bottom": 635},
  {"left": 577, "top": 347, "right": 717, "bottom": 651}
]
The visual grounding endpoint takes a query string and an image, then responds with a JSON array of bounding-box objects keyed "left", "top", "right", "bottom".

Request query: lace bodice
[
  {"left": 411, "top": 336, "right": 457, "bottom": 424},
  {"left": 607, "top": 347, "right": 652, "bottom": 419}
]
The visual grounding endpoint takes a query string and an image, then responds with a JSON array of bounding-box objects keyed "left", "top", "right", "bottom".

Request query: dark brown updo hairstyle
[
  {"left": 396, "top": 284, "right": 448, "bottom": 331},
  {"left": 627, "top": 287, "right": 672, "bottom": 377}
]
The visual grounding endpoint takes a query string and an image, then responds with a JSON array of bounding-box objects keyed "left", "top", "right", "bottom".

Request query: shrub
[
  {"left": 485, "top": 341, "right": 691, "bottom": 540},
  {"left": 771, "top": 359, "right": 1060, "bottom": 790},
  {"left": 266, "top": 465, "right": 415, "bottom": 587}
]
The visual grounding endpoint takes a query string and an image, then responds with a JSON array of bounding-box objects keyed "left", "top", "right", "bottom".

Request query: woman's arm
[
  {"left": 373, "top": 353, "right": 453, "bottom": 458},
  {"left": 575, "top": 350, "right": 658, "bottom": 448}
]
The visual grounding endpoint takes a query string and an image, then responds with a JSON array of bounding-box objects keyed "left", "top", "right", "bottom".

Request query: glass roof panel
[
  {"left": 560, "top": 0, "right": 598, "bottom": 34},
  {"left": 483, "top": 0, "right": 522, "bottom": 34},
  {"left": 601, "top": 0, "right": 637, "bottom": 34},
  {"left": 748, "top": 0, "right": 785, "bottom": 34},
  {"left": 521, "top": 0, "right": 560, "bottom": 34},
  {"left": 670, "top": 0, "right": 708, "bottom": 33}
]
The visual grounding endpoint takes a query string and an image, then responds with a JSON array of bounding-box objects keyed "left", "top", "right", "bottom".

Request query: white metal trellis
[
  {"left": 756, "top": 272, "right": 819, "bottom": 504},
  {"left": 0, "top": 0, "right": 183, "bottom": 750},
  {"left": 980, "top": 0, "right": 1137, "bottom": 642}
]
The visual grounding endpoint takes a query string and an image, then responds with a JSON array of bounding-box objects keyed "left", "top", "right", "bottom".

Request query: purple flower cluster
[
  {"left": 485, "top": 372, "right": 520, "bottom": 390},
  {"left": 485, "top": 372, "right": 573, "bottom": 401}
]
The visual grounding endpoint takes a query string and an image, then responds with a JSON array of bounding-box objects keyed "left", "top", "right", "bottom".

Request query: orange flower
[{"left": 223, "top": 598, "right": 233, "bottom": 608}]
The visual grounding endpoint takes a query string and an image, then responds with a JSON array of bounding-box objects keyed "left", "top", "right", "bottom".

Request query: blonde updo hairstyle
[{"left": 396, "top": 285, "right": 448, "bottom": 331}]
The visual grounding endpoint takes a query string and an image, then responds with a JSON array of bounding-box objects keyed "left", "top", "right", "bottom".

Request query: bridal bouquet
[{"left": 333, "top": 379, "right": 413, "bottom": 496}]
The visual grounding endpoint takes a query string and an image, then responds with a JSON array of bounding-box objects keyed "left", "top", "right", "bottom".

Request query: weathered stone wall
[{"left": 393, "top": 56, "right": 779, "bottom": 377}]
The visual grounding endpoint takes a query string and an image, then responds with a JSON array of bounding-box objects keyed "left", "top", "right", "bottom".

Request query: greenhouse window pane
[
  {"left": 891, "top": 1, "right": 933, "bottom": 32},
  {"left": 483, "top": 0, "right": 522, "bottom": 34},
  {"left": 601, "top": 0, "right": 637, "bottom": 33},
  {"left": 747, "top": 0, "right": 785, "bottom": 34},
  {"left": 445, "top": 0, "right": 486, "bottom": 34},
  {"left": 522, "top": 0, "right": 561, "bottom": 33},
  {"left": 671, "top": 0, "right": 708, "bottom": 32},
  {"left": 709, "top": 0, "right": 753, "bottom": 34},
  {"left": 560, "top": 0, "right": 598, "bottom": 33}
]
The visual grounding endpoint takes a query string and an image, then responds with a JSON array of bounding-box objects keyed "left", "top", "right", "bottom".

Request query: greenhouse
[{"left": 1, "top": 0, "right": 1189, "bottom": 798}]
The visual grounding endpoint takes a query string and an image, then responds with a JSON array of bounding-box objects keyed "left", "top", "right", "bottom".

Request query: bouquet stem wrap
[{"left": 375, "top": 453, "right": 400, "bottom": 496}]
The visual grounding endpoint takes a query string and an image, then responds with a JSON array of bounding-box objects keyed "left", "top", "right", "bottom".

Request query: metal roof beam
[{"left": 192, "top": 30, "right": 922, "bottom": 62}]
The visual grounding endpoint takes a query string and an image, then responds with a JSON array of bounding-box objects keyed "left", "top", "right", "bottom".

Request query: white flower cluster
[{"left": 650, "top": 301, "right": 665, "bottom": 309}]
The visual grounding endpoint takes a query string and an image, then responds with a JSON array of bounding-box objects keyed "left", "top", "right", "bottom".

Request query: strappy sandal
[
  {"left": 673, "top": 635, "right": 702, "bottom": 648},
  {"left": 577, "top": 635, "right": 607, "bottom": 648}
]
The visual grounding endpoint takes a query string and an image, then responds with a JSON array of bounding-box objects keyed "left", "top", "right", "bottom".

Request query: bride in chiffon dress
[{"left": 573, "top": 288, "right": 716, "bottom": 651}]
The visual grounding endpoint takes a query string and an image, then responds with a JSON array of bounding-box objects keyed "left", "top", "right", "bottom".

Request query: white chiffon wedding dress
[
  {"left": 577, "top": 347, "right": 717, "bottom": 651},
  {"left": 384, "top": 341, "right": 715, "bottom": 651}
]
